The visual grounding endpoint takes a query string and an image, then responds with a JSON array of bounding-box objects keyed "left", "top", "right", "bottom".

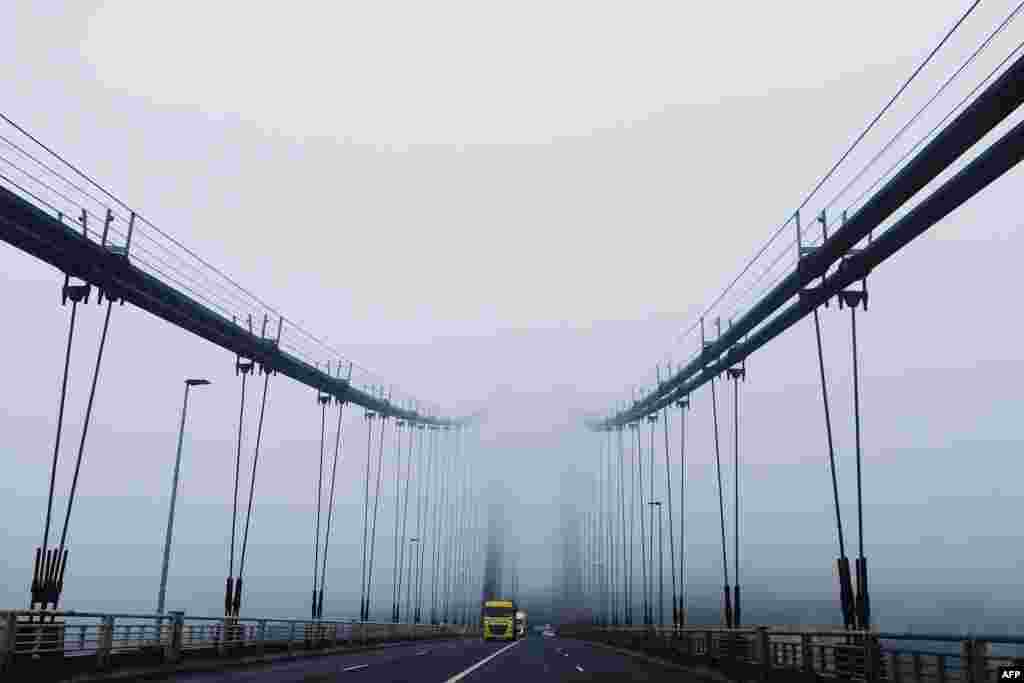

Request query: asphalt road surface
[{"left": 166, "top": 634, "right": 709, "bottom": 682}]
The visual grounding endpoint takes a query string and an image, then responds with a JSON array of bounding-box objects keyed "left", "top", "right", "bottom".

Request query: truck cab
[{"left": 482, "top": 599, "right": 516, "bottom": 641}]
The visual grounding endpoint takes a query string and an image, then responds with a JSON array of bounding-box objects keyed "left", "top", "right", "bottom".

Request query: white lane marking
[
  {"left": 416, "top": 649, "right": 430, "bottom": 655},
  {"left": 442, "top": 639, "right": 522, "bottom": 683},
  {"left": 343, "top": 664, "right": 369, "bottom": 672},
  {"left": 576, "top": 665, "right": 584, "bottom": 672}
]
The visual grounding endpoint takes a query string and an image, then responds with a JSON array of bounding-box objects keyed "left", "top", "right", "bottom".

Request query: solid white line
[
  {"left": 442, "top": 640, "right": 522, "bottom": 683},
  {"left": 343, "top": 664, "right": 369, "bottom": 672}
]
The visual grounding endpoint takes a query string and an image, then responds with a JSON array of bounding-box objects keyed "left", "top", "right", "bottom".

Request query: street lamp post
[
  {"left": 157, "top": 378, "right": 210, "bottom": 614},
  {"left": 650, "top": 501, "right": 664, "bottom": 626}
]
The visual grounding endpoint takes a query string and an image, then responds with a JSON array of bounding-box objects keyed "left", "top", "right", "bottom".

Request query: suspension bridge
[{"left": 3, "top": 1, "right": 1024, "bottom": 681}]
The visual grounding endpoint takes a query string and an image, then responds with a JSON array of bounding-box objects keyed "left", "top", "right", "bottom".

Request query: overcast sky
[{"left": 2, "top": 1, "right": 1024, "bottom": 631}]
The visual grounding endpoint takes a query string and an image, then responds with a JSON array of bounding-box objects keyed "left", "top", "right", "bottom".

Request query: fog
[{"left": 2, "top": 1, "right": 1024, "bottom": 634}]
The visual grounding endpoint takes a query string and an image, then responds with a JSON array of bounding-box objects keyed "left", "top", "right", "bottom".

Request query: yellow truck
[{"left": 482, "top": 599, "right": 517, "bottom": 641}]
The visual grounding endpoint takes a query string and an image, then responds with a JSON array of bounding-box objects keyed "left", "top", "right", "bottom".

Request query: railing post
[
  {"left": 256, "top": 620, "right": 266, "bottom": 653},
  {"left": 288, "top": 621, "right": 297, "bottom": 651},
  {"left": 1, "top": 612, "right": 15, "bottom": 671},
  {"left": 864, "top": 634, "right": 881, "bottom": 683},
  {"left": 800, "top": 633, "right": 812, "bottom": 673},
  {"left": 218, "top": 618, "right": 229, "bottom": 655},
  {"left": 964, "top": 639, "right": 989, "bottom": 683},
  {"left": 97, "top": 615, "right": 114, "bottom": 669},
  {"left": 758, "top": 627, "right": 771, "bottom": 678},
  {"left": 961, "top": 639, "right": 973, "bottom": 683},
  {"left": 164, "top": 611, "right": 184, "bottom": 664}
]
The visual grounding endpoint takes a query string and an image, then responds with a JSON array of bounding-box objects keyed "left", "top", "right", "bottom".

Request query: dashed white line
[
  {"left": 575, "top": 665, "right": 584, "bottom": 672},
  {"left": 442, "top": 639, "right": 522, "bottom": 683},
  {"left": 416, "top": 649, "right": 431, "bottom": 655},
  {"left": 343, "top": 663, "right": 369, "bottom": 672}
]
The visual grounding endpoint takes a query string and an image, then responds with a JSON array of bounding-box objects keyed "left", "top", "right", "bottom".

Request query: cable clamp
[{"left": 726, "top": 366, "right": 746, "bottom": 381}]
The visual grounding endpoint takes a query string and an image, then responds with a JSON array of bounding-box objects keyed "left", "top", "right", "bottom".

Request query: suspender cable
[
  {"left": 710, "top": 373, "right": 732, "bottom": 628},
  {"left": 398, "top": 423, "right": 416, "bottom": 622},
  {"left": 604, "top": 429, "right": 612, "bottom": 625},
  {"left": 365, "top": 409, "right": 389, "bottom": 622},
  {"left": 226, "top": 364, "right": 250, "bottom": 616},
  {"left": 617, "top": 426, "right": 628, "bottom": 625},
  {"left": 678, "top": 397, "right": 689, "bottom": 626},
  {"left": 662, "top": 405, "right": 678, "bottom": 628},
  {"left": 593, "top": 434, "right": 601, "bottom": 623},
  {"left": 433, "top": 428, "right": 446, "bottom": 621},
  {"left": 391, "top": 421, "right": 406, "bottom": 622},
  {"left": 730, "top": 366, "right": 743, "bottom": 627},
  {"left": 454, "top": 429, "right": 465, "bottom": 620},
  {"left": 358, "top": 411, "right": 376, "bottom": 621},
  {"left": 55, "top": 298, "right": 114, "bottom": 606},
  {"left": 236, "top": 366, "right": 272, "bottom": 617},
  {"left": 416, "top": 426, "right": 432, "bottom": 623},
  {"left": 439, "top": 428, "right": 449, "bottom": 617},
  {"left": 598, "top": 432, "right": 606, "bottom": 626},
  {"left": 647, "top": 415, "right": 657, "bottom": 624},
  {"left": 618, "top": 428, "right": 626, "bottom": 626},
  {"left": 812, "top": 306, "right": 854, "bottom": 629},
  {"left": 850, "top": 301, "right": 871, "bottom": 628},
  {"left": 436, "top": 429, "right": 450, "bottom": 622},
  {"left": 444, "top": 428, "right": 461, "bottom": 622},
  {"left": 310, "top": 393, "right": 329, "bottom": 618},
  {"left": 33, "top": 287, "right": 80, "bottom": 610},
  {"left": 838, "top": 235, "right": 871, "bottom": 629},
  {"left": 445, "top": 435, "right": 454, "bottom": 608},
  {"left": 445, "top": 429, "right": 460, "bottom": 623},
  {"left": 801, "top": 207, "right": 854, "bottom": 628},
  {"left": 424, "top": 428, "right": 436, "bottom": 622},
  {"left": 429, "top": 428, "right": 442, "bottom": 623},
  {"left": 456, "top": 444, "right": 468, "bottom": 624},
  {"left": 602, "top": 432, "right": 610, "bottom": 626},
  {"left": 406, "top": 426, "right": 423, "bottom": 622},
  {"left": 461, "top": 438, "right": 472, "bottom": 623},
  {"left": 633, "top": 422, "right": 649, "bottom": 626},
  {"left": 317, "top": 399, "right": 346, "bottom": 619}
]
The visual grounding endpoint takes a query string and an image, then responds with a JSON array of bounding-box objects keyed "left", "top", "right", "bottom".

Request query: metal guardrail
[
  {"left": 561, "top": 624, "right": 1024, "bottom": 682},
  {"left": 0, "top": 609, "right": 476, "bottom": 674}
]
